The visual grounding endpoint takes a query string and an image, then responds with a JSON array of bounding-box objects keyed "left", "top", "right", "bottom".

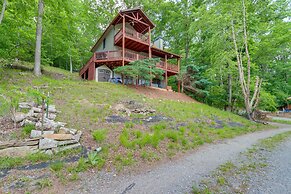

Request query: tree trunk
[
  {"left": 227, "top": 73, "right": 232, "bottom": 111},
  {"left": 70, "top": 55, "right": 73, "bottom": 73},
  {"left": 0, "top": 0, "right": 7, "bottom": 24},
  {"left": 34, "top": 0, "right": 44, "bottom": 76}
]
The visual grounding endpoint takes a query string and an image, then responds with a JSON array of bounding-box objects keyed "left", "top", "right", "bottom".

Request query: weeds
[
  {"left": 50, "top": 161, "right": 64, "bottom": 172},
  {"left": 92, "top": 129, "right": 108, "bottom": 143}
]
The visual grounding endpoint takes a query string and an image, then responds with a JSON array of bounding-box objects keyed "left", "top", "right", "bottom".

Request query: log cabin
[{"left": 79, "top": 8, "right": 181, "bottom": 91}]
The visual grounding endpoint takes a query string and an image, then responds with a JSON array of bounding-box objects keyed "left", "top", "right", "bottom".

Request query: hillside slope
[{"left": 0, "top": 60, "right": 264, "bottom": 173}]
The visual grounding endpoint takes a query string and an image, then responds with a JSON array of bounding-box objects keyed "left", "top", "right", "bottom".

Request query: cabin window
[{"left": 103, "top": 38, "right": 106, "bottom": 49}]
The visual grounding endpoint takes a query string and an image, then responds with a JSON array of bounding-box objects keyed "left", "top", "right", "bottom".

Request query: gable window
[{"left": 103, "top": 38, "right": 106, "bottom": 49}]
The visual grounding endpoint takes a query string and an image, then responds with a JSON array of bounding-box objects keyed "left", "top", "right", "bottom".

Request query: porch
[{"left": 92, "top": 50, "right": 179, "bottom": 73}]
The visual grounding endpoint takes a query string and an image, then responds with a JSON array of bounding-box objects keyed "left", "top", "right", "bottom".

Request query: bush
[{"left": 92, "top": 129, "right": 107, "bottom": 143}]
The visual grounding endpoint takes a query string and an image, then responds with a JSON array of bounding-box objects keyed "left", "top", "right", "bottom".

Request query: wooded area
[{"left": 0, "top": 0, "right": 290, "bottom": 113}]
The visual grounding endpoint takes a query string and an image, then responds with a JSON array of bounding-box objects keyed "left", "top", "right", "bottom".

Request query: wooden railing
[
  {"left": 114, "top": 27, "right": 149, "bottom": 44},
  {"left": 94, "top": 50, "right": 178, "bottom": 72},
  {"left": 96, "top": 50, "right": 122, "bottom": 60}
]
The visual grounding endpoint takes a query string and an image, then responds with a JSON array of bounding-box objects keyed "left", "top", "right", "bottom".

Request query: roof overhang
[{"left": 151, "top": 46, "right": 181, "bottom": 59}]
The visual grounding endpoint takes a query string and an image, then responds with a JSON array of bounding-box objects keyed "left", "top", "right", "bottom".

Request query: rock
[
  {"left": 32, "top": 107, "right": 42, "bottom": 113},
  {"left": 30, "top": 130, "right": 42, "bottom": 138},
  {"left": 48, "top": 113, "right": 57, "bottom": 120},
  {"left": 26, "top": 109, "right": 34, "bottom": 117},
  {"left": 48, "top": 106, "right": 57, "bottom": 113},
  {"left": 19, "top": 102, "right": 34, "bottom": 109},
  {"left": 42, "top": 134, "right": 74, "bottom": 140},
  {"left": 0, "top": 146, "right": 38, "bottom": 157},
  {"left": 43, "top": 131, "right": 54, "bottom": 135},
  {"left": 95, "top": 147, "right": 102, "bottom": 153},
  {"left": 73, "top": 131, "right": 82, "bottom": 142},
  {"left": 0, "top": 139, "right": 39, "bottom": 149},
  {"left": 39, "top": 138, "right": 58, "bottom": 150},
  {"left": 35, "top": 119, "right": 66, "bottom": 130},
  {"left": 57, "top": 139, "right": 78, "bottom": 146},
  {"left": 59, "top": 127, "right": 77, "bottom": 135},
  {"left": 20, "top": 119, "right": 36, "bottom": 127},
  {"left": 53, "top": 143, "right": 81, "bottom": 153},
  {"left": 45, "top": 149, "right": 53, "bottom": 155},
  {"left": 13, "top": 112, "right": 26, "bottom": 123}
]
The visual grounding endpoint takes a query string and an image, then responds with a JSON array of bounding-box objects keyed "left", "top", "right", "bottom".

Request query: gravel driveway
[
  {"left": 66, "top": 123, "right": 291, "bottom": 194},
  {"left": 248, "top": 137, "right": 291, "bottom": 194}
]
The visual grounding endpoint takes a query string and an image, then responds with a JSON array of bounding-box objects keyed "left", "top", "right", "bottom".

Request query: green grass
[
  {"left": 271, "top": 118, "right": 291, "bottom": 125},
  {"left": 92, "top": 129, "right": 108, "bottom": 143},
  {"left": 0, "top": 59, "right": 270, "bottom": 174},
  {"left": 50, "top": 161, "right": 65, "bottom": 172},
  {"left": 22, "top": 124, "right": 35, "bottom": 135}
]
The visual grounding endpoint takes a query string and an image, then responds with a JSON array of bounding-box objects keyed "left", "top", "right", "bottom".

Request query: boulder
[
  {"left": 30, "top": 130, "right": 42, "bottom": 138},
  {"left": 39, "top": 138, "right": 58, "bottom": 150},
  {"left": 0, "top": 146, "right": 38, "bottom": 157}
]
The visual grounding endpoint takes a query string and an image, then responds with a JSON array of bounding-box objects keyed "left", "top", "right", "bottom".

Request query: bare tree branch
[{"left": 0, "top": 0, "right": 7, "bottom": 24}]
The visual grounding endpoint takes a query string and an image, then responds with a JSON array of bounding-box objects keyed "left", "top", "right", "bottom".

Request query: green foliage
[
  {"left": 92, "top": 129, "right": 107, "bottom": 143},
  {"left": 22, "top": 124, "right": 35, "bottom": 135},
  {"left": 50, "top": 161, "right": 64, "bottom": 172},
  {"left": 114, "top": 58, "right": 164, "bottom": 84},
  {"left": 36, "top": 178, "right": 52, "bottom": 189},
  {"left": 87, "top": 151, "right": 104, "bottom": 167},
  {"left": 259, "top": 91, "right": 277, "bottom": 112}
]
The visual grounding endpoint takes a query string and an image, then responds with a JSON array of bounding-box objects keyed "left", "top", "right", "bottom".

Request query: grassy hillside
[{"left": 0, "top": 60, "right": 267, "bottom": 172}]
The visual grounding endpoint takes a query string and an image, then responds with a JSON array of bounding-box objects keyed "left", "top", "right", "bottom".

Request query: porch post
[
  {"left": 122, "top": 15, "right": 125, "bottom": 84},
  {"left": 178, "top": 58, "right": 181, "bottom": 93},
  {"left": 148, "top": 26, "right": 152, "bottom": 86},
  {"left": 165, "top": 55, "right": 168, "bottom": 89}
]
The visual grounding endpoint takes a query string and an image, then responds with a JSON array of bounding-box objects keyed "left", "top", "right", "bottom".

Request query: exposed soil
[{"left": 129, "top": 85, "right": 197, "bottom": 103}]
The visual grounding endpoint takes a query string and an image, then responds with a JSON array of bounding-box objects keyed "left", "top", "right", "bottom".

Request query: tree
[
  {"left": 231, "top": 0, "right": 262, "bottom": 120},
  {"left": 114, "top": 58, "right": 164, "bottom": 85},
  {"left": 34, "top": 0, "right": 44, "bottom": 76},
  {"left": 0, "top": 0, "right": 7, "bottom": 24}
]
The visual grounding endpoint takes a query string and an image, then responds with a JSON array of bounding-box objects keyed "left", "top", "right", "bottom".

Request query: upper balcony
[
  {"left": 114, "top": 27, "right": 150, "bottom": 52},
  {"left": 94, "top": 50, "right": 179, "bottom": 73}
]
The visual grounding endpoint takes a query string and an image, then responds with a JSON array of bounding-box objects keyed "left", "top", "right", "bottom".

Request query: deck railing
[
  {"left": 94, "top": 50, "right": 178, "bottom": 72},
  {"left": 114, "top": 27, "right": 149, "bottom": 44}
]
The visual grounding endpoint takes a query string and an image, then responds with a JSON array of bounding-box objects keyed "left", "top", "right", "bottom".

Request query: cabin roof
[
  {"left": 91, "top": 8, "right": 155, "bottom": 52},
  {"left": 111, "top": 8, "right": 156, "bottom": 32}
]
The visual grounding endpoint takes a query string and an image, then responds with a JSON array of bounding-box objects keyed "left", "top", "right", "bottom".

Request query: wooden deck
[{"left": 92, "top": 50, "right": 179, "bottom": 73}]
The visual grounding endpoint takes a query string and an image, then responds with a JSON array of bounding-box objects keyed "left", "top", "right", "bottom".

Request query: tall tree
[
  {"left": 34, "top": 0, "right": 44, "bottom": 76},
  {"left": 0, "top": 0, "right": 7, "bottom": 24}
]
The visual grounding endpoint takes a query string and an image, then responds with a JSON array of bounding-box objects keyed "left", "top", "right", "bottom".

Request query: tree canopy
[{"left": 0, "top": 0, "right": 290, "bottom": 111}]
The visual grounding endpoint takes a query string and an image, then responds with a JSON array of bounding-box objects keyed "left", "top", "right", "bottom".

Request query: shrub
[{"left": 92, "top": 129, "right": 107, "bottom": 143}]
